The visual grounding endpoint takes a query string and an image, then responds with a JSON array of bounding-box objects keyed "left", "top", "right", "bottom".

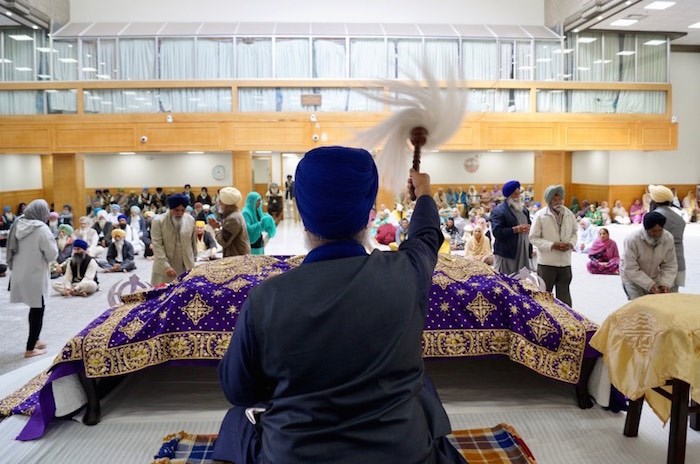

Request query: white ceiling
[{"left": 589, "top": 0, "right": 700, "bottom": 46}]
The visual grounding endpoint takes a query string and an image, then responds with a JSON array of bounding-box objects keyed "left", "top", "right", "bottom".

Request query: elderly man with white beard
[
  {"left": 92, "top": 210, "right": 114, "bottom": 252},
  {"left": 620, "top": 211, "right": 677, "bottom": 300},
  {"left": 490, "top": 180, "right": 532, "bottom": 275},
  {"left": 73, "top": 216, "right": 100, "bottom": 257},
  {"left": 100, "top": 228, "right": 136, "bottom": 272},
  {"left": 52, "top": 239, "right": 99, "bottom": 297},
  {"left": 150, "top": 194, "right": 197, "bottom": 286}
]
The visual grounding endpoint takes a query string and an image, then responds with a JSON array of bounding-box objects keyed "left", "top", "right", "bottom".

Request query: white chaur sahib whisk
[{"left": 355, "top": 65, "right": 466, "bottom": 193}]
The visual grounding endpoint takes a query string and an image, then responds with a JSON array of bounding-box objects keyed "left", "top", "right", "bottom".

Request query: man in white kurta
[
  {"left": 150, "top": 194, "right": 198, "bottom": 286},
  {"left": 73, "top": 216, "right": 100, "bottom": 257},
  {"left": 620, "top": 211, "right": 677, "bottom": 300}
]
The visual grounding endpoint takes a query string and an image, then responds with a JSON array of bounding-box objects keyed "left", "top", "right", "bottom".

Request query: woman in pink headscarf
[
  {"left": 586, "top": 228, "right": 619, "bottom": 275},
  {"left": 629, "top": 199, "right": 644, "bottom": 224}
]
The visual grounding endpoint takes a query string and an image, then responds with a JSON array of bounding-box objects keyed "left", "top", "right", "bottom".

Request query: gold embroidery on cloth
[
  {"left": 467, "top": 292, "right": 496, "bottom": 325},
  {"left": 226, "top": 277, "right": 252, "bottom": 293},
  {"left": 0, "top": 372, "right": 49, "bottom": 416},
  {"left": 432, "top": 273, "right": 455, "bottom": 290},
  {"left": 181, "top": 293, "right": 214, "bottom": 325},
  {"left": 119, "top": 317, "right": 146, "bottom": 339},
  {"left": 435, "top": 255, "right": 494, "bottom": 282},
  {"left": 527, "top": 312, "right": 557, "bottom": 343}
]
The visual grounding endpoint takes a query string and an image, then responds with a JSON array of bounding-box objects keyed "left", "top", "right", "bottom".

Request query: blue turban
[
  {"left": 167, "top": 194, "right": 190, "bottom": 209},
  {"left": 502, "top": 180, "right": 521, "bottom": 198},
  {"left": 296, "top": 146, "right": 378, "bottom": 240},
  {"left": 117, "top": 214, "right": 128, "bottom": 222},
  {"left": 73, "top": 239, "right": 88, "bottom": 250}
]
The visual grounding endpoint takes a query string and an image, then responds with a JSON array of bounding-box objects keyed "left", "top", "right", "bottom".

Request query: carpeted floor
[{"left": 1, "top": 220, "right": 700, "bottom": 463}]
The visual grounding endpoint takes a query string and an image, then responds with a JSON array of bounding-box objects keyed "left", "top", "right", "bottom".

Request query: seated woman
[
  {"left": 585, "top": 203, "right": 603, "bottom": 226},
  {"left": 586, "top": 228, "right": 619, "bottom": 275},
  {"left": 464, "top": 223, "right": 493, "bottom": 265},
  {"left": 443, "top": 218, "right": 464, "bottom": 251},
  {"left": 682, "top": 189, "right": 699, "bottom": 223},
  {"left": 467, "top": 185, "right": 480, "bottom": 206},
  {"left": 612, "top": 200, "right": 631, "bottom": 225},
  {"left": 569, "top": 197, "right": 581, "bottom": 215},
  {"left": 575, "top": 218, "right": 597, "bottom": 253},
  {"left": 598, "top": 201, "right": 612, "bottom": 225},
  {"left": 576, "top": 200, "right": 589, "bottom": 220},
  {"left": 629, "top": 199, "right": 644, "bottom": 224}
]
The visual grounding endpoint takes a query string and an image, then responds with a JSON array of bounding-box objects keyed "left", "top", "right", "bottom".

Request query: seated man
[
  {"left": 92, "top": 210, "right": 113, "bottom": 254},
  {"left": 73, "top": 216, "right": 100, "bottom": 257},
  {"left": 99, "top": 228, "right": 137, "bottom": 273},
  {"left": 213, "top": 146, "right": 465, "bottom": 464},
  {"left": 51, "top": 224, "right": 75, "bottom": 278},
  {"left": 116, "top": 214, "right": 143, "bottom": 255},
  {"left": 195, "top": 220, "right": 219, "bottom": 261},
  {"left": 52, "top": 239, "right": 99, "bottom": 297}
]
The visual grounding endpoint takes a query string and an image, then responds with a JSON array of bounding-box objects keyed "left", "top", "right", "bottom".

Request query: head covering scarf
[
  {"left": 23, "top": 199, "right": 51, "bottom": 223},
  {"left": 588, "top": 230, "right": 618, "bottom": 261},
  {"left": 643, "top": 211, "right": 666, "bottom": 230},
  {"left": 296, "top": 146, "right": 379, "bottom": 239},
  {"left": 501, "top": 180, "right": 520, "bottom": 198},
  {"left": 544, "top": 185, "right": 565, "bottom": 204},
  {"left": 58, "top": 224, "right": 74, "bottom": 236},
  {"left": 111, "top": 228, "right": 127, "bottom": 239},
  {"left": 167, "top": 194, "right": 190, "bottom": 209},
  {"left": 73, "top": 239, "right": 88, "bottom": 250},
  {"left": 648, "top": 184, "right": 673, "bottom": 204}
]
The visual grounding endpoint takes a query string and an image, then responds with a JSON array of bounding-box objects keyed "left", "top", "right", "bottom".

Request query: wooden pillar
[
  {"left": 232, "top": 151, "right": 253, "bottom": 197},
  {"left": 533, "top": 151, "right": 571, "bottom": 205},
  {"left": 41, "top": 155, "right": 54, "bottom": 206},
  {"left": 51, "top": 153, "right": 86, "bottom": 217},
  {"left": 376, "top": 187, "right": 396, "bottom": 212}
]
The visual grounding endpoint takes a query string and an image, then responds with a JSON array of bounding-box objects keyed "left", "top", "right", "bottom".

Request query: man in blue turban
[
  {"left": 490, "top": 179, "right": 533, "bottom": 275},
  {"left": 214, "top": 146, "right": 466, "bottom": 464}
]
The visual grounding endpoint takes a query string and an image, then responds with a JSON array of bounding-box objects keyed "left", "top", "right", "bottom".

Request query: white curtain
[
  {"left": 534, "top": 41, "right": 559, "bottom": 81},
  {"left": 395, "top": 39, "right": 423, "bottom": 79},
  {"left": 160, "top": 38, "right": 195, "bottom": 79},
  {"left": 83, "top": 89, "right": 157, "bottom": 114},
  {"left": 350, "top": 39, "right": 389, "bottom": 78},
  {"left": 275, "top": 38, "right": 309, "bottom": 78},
  {"left": 81, "top": 40, "right": 98, "bottom": 80},
  {"left": 313, "top": 39, "right": 345, "bottom": 78},
  {"left": 467, "top": 89, "right": 495, "bottom": 112},
  {"left": 514, "top": 42, "right": 532, "bottom": 80},
  {"left": 238, "top": 88, "right": 276, "bottom": 111},
  {"left": 197, "top": 38, "right": 233, "bottom": 79},
  {"left": 119, "top": 39, "right": 156, "bottom": 80},
  {"left": 425, "top": 40, "right": 458, "bottom": 79},
  {"left": 98, "top": 39, "right": 117, "bottom": 80},
  {"left": 0, "top": 90, "right": 42, "bottom": 114},
  {"left": 463, "top": 40, "right": 498, "bottom": 80},
  {"left": 159, "top": 88, "right": 231, "bottom": 112},
  {"left": 499, "top": 42, "right": 514, "bottom": 79},
  {"left": 236, "top": 39, "right": 272, "bottom": 78},
  {"left": 4, "top": 29, "right": 34, "bottom": 82},
  {"left": 536, "top": 90, "right": 566, "bottom": 112}
]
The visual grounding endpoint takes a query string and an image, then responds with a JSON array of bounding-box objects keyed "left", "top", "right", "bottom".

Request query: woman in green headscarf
[
  {"left": 569, "top": 196, "right": 581, "bottom": 215},
  {"left": 242, "top": 191, "right": 277, "bottom": 255}
]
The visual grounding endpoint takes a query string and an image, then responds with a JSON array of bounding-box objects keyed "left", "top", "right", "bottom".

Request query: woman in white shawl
[
  {"left": 6, "top": 199, "right": 58, "bottom": 358},
  {"left": 575, "top": 218, "right": 597, "bottom": 253}
]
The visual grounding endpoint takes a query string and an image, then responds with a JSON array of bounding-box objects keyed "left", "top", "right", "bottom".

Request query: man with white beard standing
[
  {"left": 620, "top": 211, "right": 677, "bottom": 300},
  {"left": 150, "top": 194, "right": 197, "bottom": 286},
  {"left": 490, "top": 180, "right": 532, "bottom": 275}
]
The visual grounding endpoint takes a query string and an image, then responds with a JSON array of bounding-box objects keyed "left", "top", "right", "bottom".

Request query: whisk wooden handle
[{"left": 408, "top": 127, "right": 428, "bottom": 201}]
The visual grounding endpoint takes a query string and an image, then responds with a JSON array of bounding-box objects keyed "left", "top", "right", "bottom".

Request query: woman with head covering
[
  {"left": 6, "top": 199, "right": 58, "bottom": 358},
  {"left": 682, "top": 189, "right": 699, "bottom": 222},
  {"left": 465, "top": 223, "right": 493, "bottom": 265},
  {"left": 575, "top": 200, "right": 589, "bottom": 220},
  {"left": 584, "top": 202, "right": 603, "bottom": 226},
  {"left": 612, "top": 200, "right": 631, "bottom": 225},
  {"left": 586, "top": 228, "right": 620, "bottom": 275},
  {"left": 242, "top": 192, "right": 277, "bottom": 255},
  {"left": 265, "top": 182, "right": 284, "bottom": 223},
  {"left": 598, "top": 201, "right": 611, "bottom": 225},
  {"left": 629, "top": 198, "right": 644, "bottom": 224},
  {"left": 575, "top": 218, "right": 597, "bottom": 253}
]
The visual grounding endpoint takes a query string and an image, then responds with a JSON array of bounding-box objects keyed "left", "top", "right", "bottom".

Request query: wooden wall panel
[
  {"left": 56, "top": 126, "right": 135, "bottom": 151},
  {"left": 233, "top": 151, "right": 253, "bottom": 200},
  {"left": 442, "top": 125, "right": 477, "bottom": 148},
  {"left": 41, "top": 155, "right": 54, "bottom": 208},
  {"left": 140, "top": 124, "right": 220, "bottom": 150},
  {"left": 485, "top": 125, "right": 556, "bottom": 148},
  {"left": 565, "top": 125, "right": 632, "bottom": 148},
  {"left": 638, "top": 124, "right": 677, "bottom": 148},
  {"left": 0, "top": 189, "right": 45, "bottom": 213},
  {"left": 232, "top": 124, "right": 308, "bottom": 150},
  {"left": 570, "top": 184, "right": 610, "bottom": 206},
  {"left": 0, "top": 128, "right": 50, "bottom": 151}
]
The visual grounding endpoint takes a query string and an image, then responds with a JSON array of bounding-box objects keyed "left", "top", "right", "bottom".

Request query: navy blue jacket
[{"left": 490, "top": 201, "right": 531, "bottom": 260}]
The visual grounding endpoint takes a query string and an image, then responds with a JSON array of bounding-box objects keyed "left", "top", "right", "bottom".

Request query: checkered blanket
[{"left": 152, "top": 424, "right": 536, "bottom": 463}]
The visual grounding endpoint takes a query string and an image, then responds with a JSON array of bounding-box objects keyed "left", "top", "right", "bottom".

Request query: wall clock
[{"left": 212, "top": 164, "right": 226, "bottom": 181}]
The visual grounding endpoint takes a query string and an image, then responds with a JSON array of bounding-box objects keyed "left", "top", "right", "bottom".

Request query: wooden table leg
[
  {"left": 690, "top": 400, "right": 699, "bottom": 432},
  {"left": 667, "top": 379, "right": 690, "bottom": 464},
  {"left": 575, "top": 357, "right": 596, "bottom": 409},
  {"left": 78, "top": 371, "right": 100, "bottom": 426},
  {"left": 624, "top": 397, "right": 644, "bottom": 437}
]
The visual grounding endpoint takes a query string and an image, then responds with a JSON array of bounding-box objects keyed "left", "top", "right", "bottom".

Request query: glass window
[
  {"left": 160, "top": 38, "right": 195, "bottom": 79},
  {"left": 35, "top": 31, "right": 52, "bottom": 80},
  {"left": 514, "top": 41, "right": 532, "bottom": 80},
  {"left": 574, "top": 32, "right": 602, "bottom": 81},
  {"left": 349, "top": 39, "right": 388, "bottom": 78},
  {"left": 119, "top": 38, "right": 156, "bottom": 80},
  {"left": 394, "top": 39, "right": 423, "bottom": 79},
  {"left": 0, "top": 90, "right": 42, "bottom": 113},
  {"left": 637, "top": 34, "right": 667, "bottom": 83},
  {"left": 534, "top": 41, "right": 561, "bottom": 81},
  {"left": 602, "top": 33, "right": 635, "bottom": 82},
  {"left": 4, "top": 28, "right": 36, "bottom": 81},
  {"left": 424, "top": 39, "right": 458, "bottom": 79},
  {"left": 97, "top": 39, "right": 117, "bottom": 80},
  {"left": 236, "top": 38, "right": 271, "bottom": 78},
  {"left": 53, "top": 39, "right": 79, "bottom": 81},
  {"left": 81, "top": 39, "right": 98, "bottom": 80},
  {"left": 196, "top": 38, "right": 233, "bottom": 79},
  {"left": 462, "top": 40, "right": 497, "bottom": 80},
  {"left": 275, "top": 38, "right": 310, "bottom": 78},
  {"left": 313, "top": 38, "right": 345, "bottom": 78}
]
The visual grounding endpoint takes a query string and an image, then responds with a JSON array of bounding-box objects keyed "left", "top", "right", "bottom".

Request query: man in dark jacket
[
  {"left": 213, "top": 147, "right": 465, "bottom": 464},
  {"left": 490, "top": 180, "right": 532, "bottom": 275},
  {"left": 100, "top": 228, "right": 136, "bottom": 272}
]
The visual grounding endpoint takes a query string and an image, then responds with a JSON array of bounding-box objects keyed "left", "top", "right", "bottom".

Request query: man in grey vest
[
  {"left": 648, "top": 184, "right": 685, "bottom": 292},
  {"left": 214, "top": 146, "right": 465, "bottom": 464}
]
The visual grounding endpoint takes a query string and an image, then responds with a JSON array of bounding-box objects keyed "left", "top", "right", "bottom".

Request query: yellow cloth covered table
[{"left": 590, "top": 293, "right": 700, "bottom": 423}]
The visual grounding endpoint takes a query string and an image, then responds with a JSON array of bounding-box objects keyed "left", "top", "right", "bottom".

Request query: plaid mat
[{"left": 153, "top": 423, "right": 536, "bottom": 463}]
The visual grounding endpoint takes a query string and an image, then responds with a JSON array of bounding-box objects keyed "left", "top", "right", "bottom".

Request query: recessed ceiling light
[
  {"left": 552, "top": 48, "right": 574, "bottom": 54},
  {"left": 255, "top": 151, "right": 272, "bottom": 154},
  {"left": 577, "top": 37, "right": 598, "bottom": 43},
  {"left": 597, "top": 16, "right": 603, "bottom": 20},
  {"left": 14, "top": 67, "right": 32, "bottom": 72},
  {"left": 644, "top": 1, "right": 675, "bottom": 10},
  {"left": 644, "top": 39, "right": 666, "bottom": 46},
  {"left": 119, "top": 152, "right": 135, "bottom": 155},
  {"left": 187, "top": 151, "right": 204, "bottom": 154},
  {"left": 611, "top": 19, "right": 639, "bottom": 26},
  {"left": 593, "top": 59, "right": 613, "bottom": 64},
  {"left": 31, "top": 25, "right": 38, "bottom": 30},
  {"left": 577, "top": 67, "right": 590, "bottom": 71},
  {"left": 0, "top": 58, "right": 12, "bottom": 63},
  {"left": 58, "top": 58, "right": 78, "bottom": 63},
  {"left": 573, "top": 29, "right": 580, "bottom": 33},
  {"left": 82, "top": 67, "right": 97, "bottom": 72},
  {"left": 9, "top": 35, "right": 34, "bottom": 41},
  {"left": 617, "top": 51, "right": 636, "bottom": 56},
  {"left": 689, "top": 22, "right": 700, "bottom": 29},
  {"left": 5, "top": 11, "right": 12, "bottom": 16}
]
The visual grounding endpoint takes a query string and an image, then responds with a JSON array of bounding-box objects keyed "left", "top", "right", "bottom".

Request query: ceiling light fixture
[
  {"left": 616, "top": 51, "right": 636, "bottom": 55},
  {"left": 577, "top": 37, "right": 598, "bottom": 43},
  {"left": 187, "top": 151, "right": 204, "bottom": 154},
  {"left": 689, "top": 22, "right": 700, "bottom": 29},
  {"left": 610, "top": 19, "right": 638, "bottom": 26},
  {"left": 644, "top": 1, "right": 675, "bottom": 10},
  {"left": 8, "top": 34, "right": 33, "bottom": 41},
  {"left": 643, "top": 39, "right": 666, "bottom": 45}
]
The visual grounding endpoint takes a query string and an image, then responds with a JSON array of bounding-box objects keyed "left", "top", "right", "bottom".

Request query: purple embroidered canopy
[{"left": 0, "top": 254, "right": 599, "bottom": 439}]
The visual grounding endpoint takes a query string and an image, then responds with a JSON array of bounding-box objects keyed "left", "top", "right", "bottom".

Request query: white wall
[
  {"left": 69, "top": 0, "right": 544, "bottom": 24},
  {"left": 0, "top": 155, "right": 43, "bottom": 191},
  {"left": 84, "top": 153, "right": 232, "bottom": 188},
  {"left": 572, "top": 151, "right": 609, "bottom": 184},
  {"left": 421, "top": 151, "right": 534, "bottom": 185}
]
